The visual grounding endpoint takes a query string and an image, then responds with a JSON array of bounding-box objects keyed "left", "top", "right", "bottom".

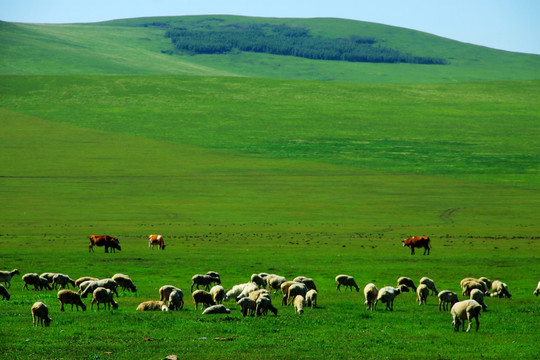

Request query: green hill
[{"left": 1, "top": 15, "right": 539, "bottom": 82}]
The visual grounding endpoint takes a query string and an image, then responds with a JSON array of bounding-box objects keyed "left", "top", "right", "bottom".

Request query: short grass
[{"left": 0, "top": 83, "right": 539, "bottom": 358}]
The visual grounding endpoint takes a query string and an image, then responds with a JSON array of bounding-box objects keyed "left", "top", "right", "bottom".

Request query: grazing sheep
[
  {"left": 375, "top": 285, "right": 409, "bottom": 311},
  {"left": 52, "top": 273, "right": 76, "bottom": 289},
  {"left": 210, "top": 285, "right": 225, "bottom": 304},
  {"left": 294, "top": 276, "right": 318, "bottom": 291},
  {"left": 306, "top": 289, "right": 318, "bottom": 308},
  {"left": 168, "top": 289, "right": 184, "bottom": 311},
  {"left": 80, "top": 279, "right": 118, "bottom": 298},
  {"left": 451, "top": 300, "right": 482, "bottom": 332},
  {"left": 364, "top": 283, "right": 378, "bottom": 310},
  {"left": 237, "top": 296, "right": 257, "bottom": 317},
  {"left": 534, "top": 281, "right": 540, "bottom": 297},
  {"left": 470, "top": 289, "right": 487, "bottom": 311},
  {"left": 136, "top": 300, "right": 169, "bottom": 311},
  {"left": 159, "top": 285, "right": 181, "bottom": 302},
  {"left": 256, "top": 295, "right": 278, "bottom": 316},
  {"left": 31, "top": 302, "right": 52, "bottom": 327},
  {"left": 416, "top": 284, "right": 429, "bottom": 305},
  {"left": 478, "top": 277, "right": 492, "bottom": 292},
  {"left": 459, "top": 277, "right": 478, "bottom": 288},
  {"left": 190, "top": 274, "right": 221, "bottom": 292},
  {"left": 112, "top": 273, "right": 137, "bottom": 292},
  {"left": 294, "top": 295, "right": 305, "bottom": 314},
  {"left": 0, "top": 284, "right": 10, "bottom": 300},
  {"left": 22, "top": 273, "right": 52, "bottom": 291},
  {"left": 461, "top": 280, "right": 489, "bottom": 297},
  {"left": 225, "top": 283, "right": 251, "bottom": 301},
  {"left": 40, "top": 272, "right": 56, "bottom": 284},
  {"left": 438, "top": 290, "right": 459, "bottom": 311},
  {"left": 419, "top": 277, "right": 438, "bottom": 295},
  {"left": 249, "top": 289, "right": 270, "bottom": 302},
  {"left": 57, "top": 289, "right": 87, "bottom": 311},
  {"left": 236, "top": 282, "right": 259, "bottom": 300},
  {"left": 491, "top": 280, "right": 512, "bottom": 298},
  {"left": 280, "top": 281, "right": 300, "bottom": 306},
  {"left": 335, "top": 274, "right": 360, "bottom": 292},
  {"left": 287, "top": 283, "right": 308, "bottom": 306},
  {"left": 192, "top": 290, "right": 216, "bottom": 310},
  {"left": 202, "top": 304, "right": 231, "bottom": 315},
  {"left": 75, "top": 276, "right": 99, "bottom": 288},
  {"left": 91, "top": 287, "right": 118, "bottom": 310},
  {"left": 251, "top": 273, "right": 267, "bottom": 289},
  {"left": 0, "top": 269, "right": 20, "bottom": 288},
  {"left": 266, "top": 274, "right": 287, "bottom": 293},
  {"left": 206, "top": 271, "right": 221, "bottom": 281},
  {"left": 397, "top": 277, "right": 417, "bottom": 292}
]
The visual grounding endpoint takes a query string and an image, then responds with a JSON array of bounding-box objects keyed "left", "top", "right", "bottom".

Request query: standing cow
[
  {"left": 89, "top": 235, "right": 121, "bottom": 253},
  {"left": 148, "top": 234, "right": 166, "bottom": 250},
  {"left": 402, "top": 236, "right": 431, "bottom": 255}
]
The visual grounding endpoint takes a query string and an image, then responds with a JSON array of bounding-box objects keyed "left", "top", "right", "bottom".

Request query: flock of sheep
[{"left": 2, "top": 268, "right": 539, "bottom": 332}]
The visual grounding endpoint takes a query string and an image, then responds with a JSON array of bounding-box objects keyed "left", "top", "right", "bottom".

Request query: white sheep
[
  {"left": 52, "top": 273, "right": 76, "bottom": 289},
  {"left": 202, "top": 304, "right": 231, "bottom": 315},
  {"left": 478, "top": 277, "right": 492, "bottom": 292},
  {"left": 224, "top": 283, "right": 249, "bottom": 301},
  {"left": 461, "top": 280, "right": 488, "bottom": 297},
  {"left": 57, "top": 289, "right": 87, "bottom": 311},
  {"left": 236, "top": 282, "right": 259, "bottom": 301},
  {"left": 419, "top": 277, "right": 438, "bottom": 295},
  {"left": 534, "top": 281, "right": 540, "bottom": 297},
  {"left": 470, "top": 289, "right": 487, "bottom": 311},
  {"left": 266, "top": 274, "right": 287, "bottom": 293},
  {"left": 80, "top": 279, "right": 118, "bottom": 298},
  {"left": 136, "top": 300, "right": 169, "bottom": 311},
  {"left": 168, "top": 289, "right": 184, "bottom": 311},
  {"left": 31, "top": 302, "right": 52, "bottom": 327},
  {"left": 294, "top": 276, "right": 318, "bottom": 291},
  {"left": 397, "top": 277, "right": 417, "bottom": 292},
  {"left": 40, "top": 272, "right": 56, "bottom": 284},
  {"left": 237, "top": 296, "right": 257, "bottom": 317},
  {"left": 375, "top": 285, "right": 409, "bottom": 311},
  {"left": 490, "top": 280, "right": 512, "bottom": 298},
  {"left": 210, "top": 285, "right": 225, "bottom": 304},
  {"left": 280, "top": 281, "right": 299, "bottom": 305},
  {"left": 437, "top": 290, "right": 458, "bottom": 311},
  {"left": 451, "top": 299, "right": 482, "bottom": 332},
  {"left": 91, "top": 287, "right": 118, "bottom": 310},
  {"left": 335, "top": 274, "right": 360, "bottom": 292},
  {"left": 75, "top": 276, "right": 99, "bottom": 288},
  {"left": 0, "top": 284, "right": 10, "bottom": 300},
  {"left": 112, "top": 273, "right": 137, "bottom": 292},
  {"left": 306, "top": 289, "right": 318, "bottom": 308},
  {"left": 363, "top": 283, "right": 378, "bottom": 310},
  {"left": 192, "top": 290, "right": 216, "bottom": 310},
  {"left": 416, "top": 283, "right": 429, "bottom": 305},
  {"left": 294, "top": 295, "right": 305, "bottom": 314},
  {"left": 249, "top": 289, "right": 270, "bottom": 302},
  {"left": 256, "top": 295, "right": 278, "bottom": 316},
  {"left": 287, "top": 283, "right": 308, "bottom": 306},
  {"left": 0, "top": 269, "right": 20, "bottom": 288}
]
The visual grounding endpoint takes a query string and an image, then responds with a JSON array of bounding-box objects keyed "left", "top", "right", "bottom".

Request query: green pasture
[{"left": 0, "top": 73, "right": 539, "bottom": 358}]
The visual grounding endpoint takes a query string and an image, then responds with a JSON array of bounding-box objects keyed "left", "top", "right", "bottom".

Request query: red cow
[
  {"left": 148, "top": 234, "right": 166, "bottom": 250},
  {"left": 89, "top": 235, "right": 121, "bottom": 253},
  {"left": 402, "top": 236, "right": 431, "bottom": 255}
]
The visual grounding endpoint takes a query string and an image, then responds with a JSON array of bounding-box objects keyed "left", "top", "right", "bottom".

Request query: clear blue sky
[{"left": 2, "top": 0, "right": 539, "bottom": 54}]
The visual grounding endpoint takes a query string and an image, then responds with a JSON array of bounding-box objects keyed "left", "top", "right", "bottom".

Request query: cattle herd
[{"left": 1, "top": 234, "right": 539, "bottom": 334}]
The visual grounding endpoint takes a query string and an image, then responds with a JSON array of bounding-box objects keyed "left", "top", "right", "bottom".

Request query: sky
[{"left": 1, "top": 0, "right": 539, "bottom": 55}]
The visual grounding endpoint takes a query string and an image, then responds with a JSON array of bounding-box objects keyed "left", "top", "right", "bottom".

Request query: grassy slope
[
  {"left": 1, "top": 16, "right": 540, "bottom": 82},
  {"left": 1, "top": 76, "right": 538, "bottom": 188}
]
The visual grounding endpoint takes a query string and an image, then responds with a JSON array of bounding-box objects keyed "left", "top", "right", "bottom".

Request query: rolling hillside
[{"left": 1, "top": 15, "right": 540, "bottom": 82}]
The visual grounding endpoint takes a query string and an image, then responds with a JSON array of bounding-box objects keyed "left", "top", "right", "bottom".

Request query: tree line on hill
[{"left": 163, "top": 23, "right": 447, "bottom": 65}]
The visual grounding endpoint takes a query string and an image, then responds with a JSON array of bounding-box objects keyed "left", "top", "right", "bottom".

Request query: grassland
[
  {"left": 1, "top": 13, "right": 539, "bottom": 360},
  {"left": 1, "top": 74, "right": 539, "bottom": 359}
]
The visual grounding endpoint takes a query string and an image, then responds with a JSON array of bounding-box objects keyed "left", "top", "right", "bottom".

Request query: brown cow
[
  {"left": 89, "top": 235, "right": 121, "bottom": 253},
  {"left": 402, "top": 236, "right": 431, "bottom": 255},
  {"left": 148, "top": 234, "right": 166, "bottom": 250}
]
